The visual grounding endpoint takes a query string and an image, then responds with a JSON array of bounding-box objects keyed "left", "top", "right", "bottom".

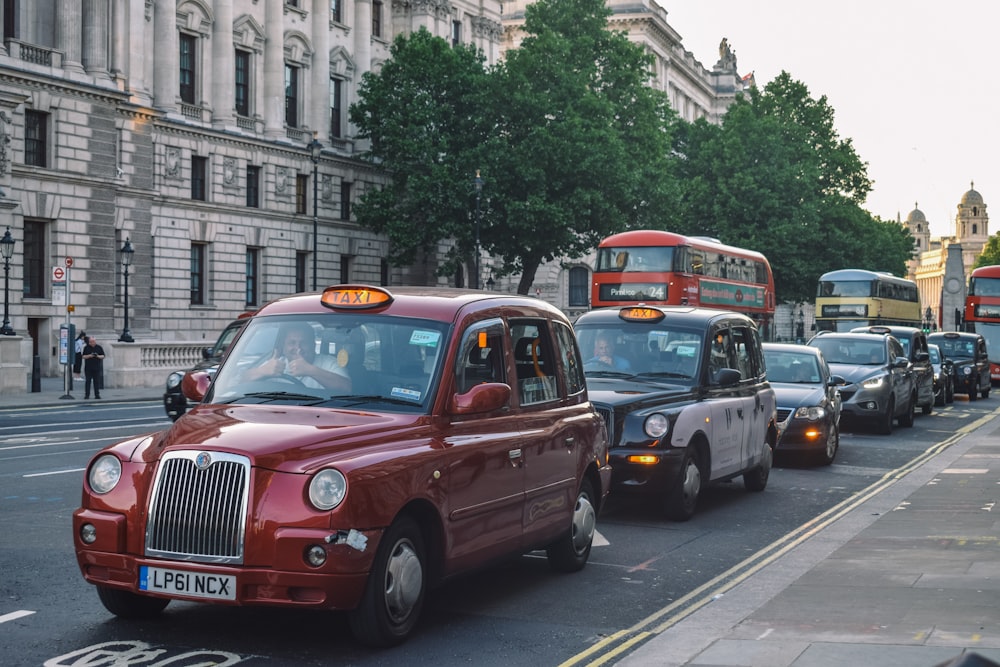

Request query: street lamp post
[
  {"left": 118, "top": 238, "right": 134, "bottom": 343},
  {"left": 474, "top": 170, "right": 483, "bottom": 290},
  {"left": 0, "top": 227, "right": 14, "bottom": 335},
  {"left": 309, "top": 133, "right": 323, "bottom": 291}
]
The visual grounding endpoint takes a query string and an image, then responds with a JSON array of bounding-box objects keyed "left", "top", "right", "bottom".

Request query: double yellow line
[{"left": 561, "top": 408, "right": 1000, "bottom": 667}]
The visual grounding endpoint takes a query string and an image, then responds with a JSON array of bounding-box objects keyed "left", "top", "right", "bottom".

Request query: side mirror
[
  {"left": 892, "top": 357, "right": 910, "bottom": 369},
  {"left": 450, "top": 382, "right": 511, "bottom": 415},
  {"left": 716, "top": 368, "right": 741, "bottom": 387},
  {"left": 182, "top": 370, "right": 213, "bottom": 402},
  {"left": 828, "top": 374, "right": 846, "bottom": 386}
]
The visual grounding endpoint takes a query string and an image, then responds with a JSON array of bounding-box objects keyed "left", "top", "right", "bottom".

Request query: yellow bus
[{"left": 815, "top": 269, "right": 920, "bottom": 332}]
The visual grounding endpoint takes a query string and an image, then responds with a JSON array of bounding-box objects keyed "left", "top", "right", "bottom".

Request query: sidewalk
[
  {"left": 619, "top": 406, "right": 1000, "bottom": 667},
  {"left": 4, "top": 375, "right": 164, "bottom": 408}
]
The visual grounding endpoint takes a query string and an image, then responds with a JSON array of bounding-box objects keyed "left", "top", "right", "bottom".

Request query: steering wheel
[
  {"left": 584, "top": 359, "right": 615, "bottom": 372},
  {"left": 257, "top": 373, "right": 309, "bottom": 388}
]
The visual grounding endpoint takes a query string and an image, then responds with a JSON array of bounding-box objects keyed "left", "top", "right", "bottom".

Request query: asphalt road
[{"left": 1, "top": 396, "right": 994, "bottom": 666}]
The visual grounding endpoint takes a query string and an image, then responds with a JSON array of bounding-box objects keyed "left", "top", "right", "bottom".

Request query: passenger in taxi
[
  {"left": 588, "top": 334, "right": 631, "bottom": 371},
  {"left": 242, "top": 322, "right": 351, "bottom": 391}
]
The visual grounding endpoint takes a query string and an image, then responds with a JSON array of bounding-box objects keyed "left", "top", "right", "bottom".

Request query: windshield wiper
[
  {"left": 584, "top": 370, "right": 634, "bottom": 378},
  {"left": 633, "top": 371, "right": 692, "bottom": 380},
  {"left": 324, "top": 394, "right": 420, "bottom": 407},
  {"left": 221, "top": 391, "right": 324, "bottom": 404}
]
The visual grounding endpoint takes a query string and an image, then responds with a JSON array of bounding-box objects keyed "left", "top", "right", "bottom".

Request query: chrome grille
[
  {"left": 594, "top": 404, "right": 615, "bottom": 447},
  {"left": 145, "top": 451, "right": 251, "bottom": 564}
]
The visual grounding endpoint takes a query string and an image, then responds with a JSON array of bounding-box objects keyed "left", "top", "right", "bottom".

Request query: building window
[
  {"left": 22, "top": 220, "right": 46, "bottom": 299},
  {"left": 192, "top": 156, "right": 207, "bottom": 200},
  {"left": 246, "top": 248, "right": 260, "bottom": 306},
  {"left": 340, "top": 180, "right": 351, "bottom": 220},
  {"left": 179, "top": 33, "right": 197, "bottom": 104},
  {"left": 235, "top": 49, "right": 251, "bottom": 117},
  {"left": 380, "top": 258, "right": 389, "bottom": 286},
  {"left": 296, "top": 252, "right": 308, "bottom": 293},
  {"left": 295, "top": 174, "right": 308, "bottom": 214},
  {"left": 452, "top": 20, "right": 461, "bottom": 46},
  {"left": 331, "top": 0, "right": 342, "bottom": 23},
  {"left": 372, "top": 0, "right": 383, "bottom": 38},
  {"left": 191, "top": 243, "right": 207, "bottom": 305},
  {"left": 330, "top": 78, "right": 343, "bottom": 139},
  {"left": 247, "top": 165, "right": 260, "bottom": 207},
  {"left": 568, "top": 266, "right": 589, "bottom": 307},
  {"left": 340, "top": 255, "right": 350, "bottom": 284},
  {"left": 285, "top": 64, "right": 300, "bottom": 127},
  {"left": 24, "top": 110, "right": 47, "bottom": 168}
]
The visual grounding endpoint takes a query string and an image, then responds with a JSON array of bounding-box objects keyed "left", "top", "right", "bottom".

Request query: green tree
[
  {"left": 478, "top": 0, "right": 678, "bottom": 293},
  {"left": 349, "top": 28, "right": 492, "bottom": 276},
  {"left": 673, "top": 72, "right": 911, "bottom": 303},
  {"left": 973, "top": 233, "right": 1000, "bottom": 268}
]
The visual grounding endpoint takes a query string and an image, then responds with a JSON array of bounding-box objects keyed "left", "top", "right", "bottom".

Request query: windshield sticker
[
  {"left": 410, "top": 330, "right": 441, "bottom": 347},
  {"left": 391, "top": 386, "right": 422, "bottom": 402}
]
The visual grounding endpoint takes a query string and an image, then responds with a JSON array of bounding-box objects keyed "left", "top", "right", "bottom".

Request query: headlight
[
  {"left": 309, "top": 469, "right": 347, "bottom": 511},
  {"left": 166, "top": 372, "right": 183, "bottom": 389},
  {"left": 963, "top": 366, "right": 972, "bottom": 375},
  {"left": 644, "top": 413, "right": 669, "bottom": 439},
  {"left": 861, "top": 375, "right": 885, "bottom": 388},
  {"left": 88, "top": 454, "right": 122, "bottom": 494},
  {"left": 794, "top": 406, "right": 826, "bottom": 420}
]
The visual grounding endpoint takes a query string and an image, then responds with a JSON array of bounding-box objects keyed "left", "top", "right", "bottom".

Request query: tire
[
  {"left": 946, "top": 381, "right": 954, "bottom": 403},
  {"left": 921, "top": 391, "right": 933, "bottom": 415},
  {"left": 546, "top": 478, "right": 597, "bottom": 573},
  {"left": 876, "top": 397, "right": 894, "bottom": 435},
  {"left": 897, "top": 393, "right": 915, "bottom": 427},
  {"left": 934, "top": 387, "right": 945, "bottom": 407},
  {"left": 968, "top": 378, "right": 978, "bottom": 401},
  {"left": 743, "top": 441, "right": 772, "bottom": 492},
  {"left": 816, "top": 423, "right": 839, "bottom": 466},
  {"left": 982, "top": 384, "right": 990, "bottom": 399},
  {"left": 96, "top": 586, "right": 169, "bottom": 619},
  {"left": 349, "top": 516, "right": 426, "bottom": 648},
  {"left": 664, "top": 447, "right": 701, "bottom": 522}
]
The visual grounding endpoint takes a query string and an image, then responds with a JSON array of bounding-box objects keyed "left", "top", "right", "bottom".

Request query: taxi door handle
[
  {"left": 509, "top": 449, "right": 523, "bottom": 468},
  {"left": 564, "top": 436, "right": 575, "bottom": 451}
]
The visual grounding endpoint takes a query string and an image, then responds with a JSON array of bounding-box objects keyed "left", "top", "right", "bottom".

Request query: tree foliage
[
  {"left": 672, "top": 72, "right": 912, "bottom": 303},
  {"left": 974, "top": 233, "right": 1000, "bottom": 268}
]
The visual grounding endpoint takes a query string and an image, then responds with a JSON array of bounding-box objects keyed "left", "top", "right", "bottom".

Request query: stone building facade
[
  {"left": 904, "top": 183, "right": 990, "bottom": 330},
  {"left": 0, "top": 0, "right": 747, "bottom": 388}
]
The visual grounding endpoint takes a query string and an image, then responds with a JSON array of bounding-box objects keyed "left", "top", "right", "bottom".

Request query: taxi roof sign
[
  {"left": 619, "top": 306, "right": 665, "bottom": 323},
  {"left": 321, "top": 285, "right": 394, "bottom": 309}
]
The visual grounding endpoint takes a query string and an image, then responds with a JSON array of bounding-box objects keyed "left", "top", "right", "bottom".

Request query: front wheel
[
  {"left": 982, "top": 384, "right": 990, "bottom": 399},
  {"left": 968, "top": 378, "right": 979, "bottom": 401},
  {"left": 96, "top": 586, "right": 170, "bottom": 619},
  {"left": 897, "top": 393, "right": 915, "bottom": 427},
  {"left": 816, "top": 424, "right": 839, "bottom": 466},
  {"left": 546, "top": 478, "right": 597, "bottom": 573},
  {"left": 743, "top": 441, "right": 772, "bottom": 492},
  {"left": 664, "top": 447, "right": 701, "bottom": 522},
  {"left": 876, "top": 397, "right": 894, "bottom": 435},
  {"left": 349, "top": 516, "right": 426, "bottom": 648}
]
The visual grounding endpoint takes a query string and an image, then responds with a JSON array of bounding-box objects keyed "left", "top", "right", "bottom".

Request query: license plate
[{"left": 139, "top": 566, "right": 237, "bottom": 601}]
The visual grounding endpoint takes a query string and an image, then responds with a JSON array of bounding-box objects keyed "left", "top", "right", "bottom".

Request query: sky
[{"left": 660, "top": 1, "right": 999, "bottom": 238}]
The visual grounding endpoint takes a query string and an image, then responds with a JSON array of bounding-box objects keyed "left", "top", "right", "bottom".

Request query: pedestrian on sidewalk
[
  {"left": 73, "top": 330, "right": 86, "bottom": 380},
  {"left": 82, "top": 336, "right": 105, "bottom": 399}
]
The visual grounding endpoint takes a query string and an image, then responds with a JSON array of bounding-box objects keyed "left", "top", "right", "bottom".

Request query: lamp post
[
  {"left": 473, "top": 170, "right": 483, "bottom": 289},
  {"left": 118, "top": 238, "right": 134, "bottom": 342},
  {"left": 0, "top": 227, "right": 14, "bottom": 335},
  {"left": 796, "top": 307, "right": 805, "bottom": 343},
  {"left": 309, "top": 133, "right": 323, "bottom": 291}
]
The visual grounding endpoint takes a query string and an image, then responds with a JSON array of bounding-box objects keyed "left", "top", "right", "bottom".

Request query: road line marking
[
  {"left": 23, "top": 468, "right": 86, "bottom": 478},
  {"left": 0, "top": 610, "right": 35, "bottom": 624}
]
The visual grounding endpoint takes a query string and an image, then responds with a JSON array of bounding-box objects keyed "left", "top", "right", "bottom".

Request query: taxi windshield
[
  {"left": 575, "top": 322, "right": 703, "bottom": 383},
  {"left": 208, "top": 314, "right": 449, "bottom": 412}
]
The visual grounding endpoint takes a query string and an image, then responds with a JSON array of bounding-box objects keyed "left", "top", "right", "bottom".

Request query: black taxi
[{"left": 574, "top": 306, "right": 778, "bottom": 521}]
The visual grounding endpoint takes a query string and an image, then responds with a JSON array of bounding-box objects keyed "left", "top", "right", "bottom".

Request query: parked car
[
  {"left": 850, "top": 325, "right": 934, "bottom": 415},
  {"left": 573, "top": 305, "right": 777, "bottom": 521},
  {"left": 762, "top": 343, "right": 844, "bottom": 466},
  {"left": 928, "top": 342, "right": 955, "bottom": 406},
  {"left": 74, "top": 285, "right": 611, "bottom": 647},
  {"left": 808, "top": 331, "right": 916, "bottom": 435},
  {"left": 163, "top": 312, "right": 253, "bottom": 420},
  {"left": 927, "top": 331, "right": 991, "bottom": 400}
]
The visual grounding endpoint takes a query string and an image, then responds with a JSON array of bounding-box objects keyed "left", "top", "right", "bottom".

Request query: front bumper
[
  {"left": 776, "top": 417, "right": 833, "bottom": 453},
  {"left": 838, "top": 385, "right": 890, "bottom": 423},
  {"left": 608, "top": 447, "right": 686, "bottom": 495}
]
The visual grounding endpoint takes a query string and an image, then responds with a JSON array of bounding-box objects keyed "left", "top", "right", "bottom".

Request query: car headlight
[
  {"left": 794, "top": 406, "right": 826, "bottom": 420},
  {"left": 309, "top": 469, "right": 347, "bottom": 511},
  {"left": 88, "top": 454, "right": 122, "bottom": 494},
  {"left": 644, "top": 413, "right": 669, "bottom": 439},
  {"left": 963, "top": 366, "right": 972, "bottom": 375},
  {"left": 166, "top": 372, "right": 183, "bottom": 389},
  {"left": 861, "top": 375, "right": 885, "bottom": 388}
]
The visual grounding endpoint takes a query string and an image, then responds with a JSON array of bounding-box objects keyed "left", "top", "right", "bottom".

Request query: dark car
[
  {"left": 928, "top": 343, "right": 955, "bottom": 406},
  {"left": 75, "top": 285, "right": 610, "bottom": 647},
  {"left": 763, "top": 343, "right": 844, "bottom": 466},
  {"left": 162, "top": 313, "right": 253, "bottom": 421},
  {"left": 808, "top": 331, "right": 916, "bottom": 435},
  {"left": 850, "top": 325, "right": 934, "bottom": 415},
  {"left": 574, "top": 306, "right": 777, "bottom": 521},
  {"left": 927, "top": 331, "right": 991, "bottom": 400}
]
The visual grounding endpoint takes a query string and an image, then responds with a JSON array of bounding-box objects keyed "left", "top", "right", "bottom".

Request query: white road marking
[
  {"left": 0, "top": 610, "right": 35, "bottom": 624},
  {"left": 23, "top": 468, "right": 86, "bottom": 478}
]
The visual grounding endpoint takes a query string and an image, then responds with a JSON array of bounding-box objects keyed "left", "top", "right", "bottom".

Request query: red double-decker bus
[
  {"left": 964, "top": 264, "right": 1000, "bottom": 383},
  {"left": 591, "top": 230, "right": 776, "bottom": 339}
]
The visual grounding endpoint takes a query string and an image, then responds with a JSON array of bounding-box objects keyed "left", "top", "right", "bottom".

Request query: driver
[
  {"left": 242, "top": 322, "right": 351, "bottom": 390},
  {"left": 588, "top": 334, "right": 631, "bottom": 371}
]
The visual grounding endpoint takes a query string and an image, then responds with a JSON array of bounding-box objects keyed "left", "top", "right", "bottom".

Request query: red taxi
[{"left": 73, "top": 286, "right": 611, "bottom": 647}]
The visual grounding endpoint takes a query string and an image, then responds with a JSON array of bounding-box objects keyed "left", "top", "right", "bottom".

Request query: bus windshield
[
  {"left": 595, "top": 246, "right": 675, "bottom": 273},
  {"left": 818, "top": 280, "right": 873, "bottom": 297}
]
